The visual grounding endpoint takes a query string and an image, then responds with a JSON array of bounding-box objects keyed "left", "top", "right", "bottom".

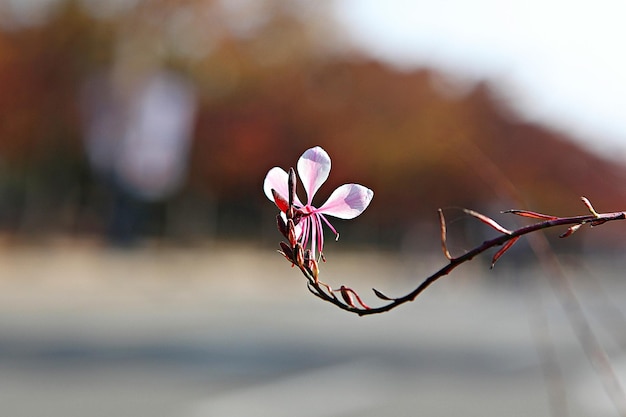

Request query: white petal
[
  {"left": 263, "top": 167, "right": 303, "bottom": 206},
  {"left": 263, "top": 167, "right": 289, "bottom": 202},
  {"left": 297, "top": 146, "right": 331, "bottom": 204},
  {"left": 317, "top": 184, "right": 374, "bottom": 219}
]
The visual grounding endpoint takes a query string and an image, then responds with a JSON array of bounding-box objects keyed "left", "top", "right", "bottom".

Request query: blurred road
[{"left": 0, "top": 241, "right": 624, "bottom": 417}]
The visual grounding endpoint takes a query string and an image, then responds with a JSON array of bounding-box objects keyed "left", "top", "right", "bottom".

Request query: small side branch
[{"left": 438, "top": 209, "right": 453, "bottom": 260}]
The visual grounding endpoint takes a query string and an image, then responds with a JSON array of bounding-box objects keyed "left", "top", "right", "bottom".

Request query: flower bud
[
  {"left": 276, "top": 214, "right": 288, "bottom": 238},
  {"left": 294, "top": 243, "right": 304, "bottom": 267},
  {"left": 288, "top": 167, "right": 297, "bottom": 208},
  {"left": 339, "top": 285, "right": 356, "bottom": 308},
  {"left": 279, "top": 241, "right": 294, "bottom": 263},
  {"left": 309, "top": 258, "right": 319, "bottom": 282},
  {"left": 287, "top": 219, "right": 297, "bottom": 247}
]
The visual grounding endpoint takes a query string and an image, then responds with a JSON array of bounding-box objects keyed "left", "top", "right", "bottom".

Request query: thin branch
[
  {"left": 454, "top": 143, "right": 625, "bottom": 417},
  {"left": 277, "top": 201, "right": 626, "bottom": 316}
]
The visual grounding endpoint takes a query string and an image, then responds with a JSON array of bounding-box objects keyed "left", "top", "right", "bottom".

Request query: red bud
[{"left": 339, "top": 286, "right": 355, "bottom": 307}]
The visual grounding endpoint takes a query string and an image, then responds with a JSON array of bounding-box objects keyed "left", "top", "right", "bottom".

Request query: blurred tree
[{"left": 0, "top": 0, "right": 624, "bottom": 246}]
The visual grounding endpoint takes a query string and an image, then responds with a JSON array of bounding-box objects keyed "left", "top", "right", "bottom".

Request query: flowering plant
[
  {"left": 263, "top": 146, "right": 374, "bottom": 307},
  {"left": 263, "top": 146, "right": 626, "bottom": 413},
  {"left": 263, "top": 146, "right": 374, "bottom": 260},
  {"left": 263, "top": 146, "right": 373, "bottom": 262},
  {"left": 264, "top": 146, "right": 626, "bottom": 315}
]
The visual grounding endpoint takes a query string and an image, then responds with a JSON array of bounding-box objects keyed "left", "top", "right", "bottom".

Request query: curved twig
[{"left": 274, "top": 195, "right": 626, "bottom": 316}]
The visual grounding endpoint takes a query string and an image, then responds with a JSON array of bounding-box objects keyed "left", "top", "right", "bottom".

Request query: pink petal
[
  {"left": 297, "top": 146, "right": 331, "bottom": 205},
  {"left": 317, "top": 184, "right": 373, "bottom": 219},
  {"left": 263, "top": 167, "right": 303, "bottom": 206},
  {"left": 263, "top": 167, "right": 289, "bottom": 202}
]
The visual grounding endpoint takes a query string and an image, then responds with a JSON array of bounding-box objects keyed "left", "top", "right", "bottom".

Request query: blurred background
[{"left": 0, "top": 0, "right": 626, "bottom": 416}]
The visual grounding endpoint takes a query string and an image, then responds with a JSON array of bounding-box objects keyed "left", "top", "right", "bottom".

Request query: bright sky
[{"left": 334, "top": 0, "right": 626, "bottom": 161}]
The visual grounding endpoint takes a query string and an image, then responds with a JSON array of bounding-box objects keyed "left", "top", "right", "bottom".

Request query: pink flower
[{"left": 263, "top": 146, "right": 373, "bottom": 260}]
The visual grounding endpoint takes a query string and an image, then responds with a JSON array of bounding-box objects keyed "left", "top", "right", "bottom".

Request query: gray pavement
[{"left": 0, "top": 243, "right": 624, "bottom": 416}]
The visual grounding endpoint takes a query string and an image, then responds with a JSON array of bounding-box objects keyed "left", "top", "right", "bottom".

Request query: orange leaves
[
  {"left": 463, "top": 208, "right": 512, "bottom": 235},
  {"left": 490, "top": 237, "right": 521, "bottom": 269},
  {"left": 502, "top": 209, "right": 558, "bottom": 220},
  {"left": 440, "top": 207, "right": 519, "bottom": 268}
]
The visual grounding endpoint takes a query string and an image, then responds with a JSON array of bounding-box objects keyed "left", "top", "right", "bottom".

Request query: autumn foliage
[{"left": 0, "top": 0, "right": 625, "bottom": 244}]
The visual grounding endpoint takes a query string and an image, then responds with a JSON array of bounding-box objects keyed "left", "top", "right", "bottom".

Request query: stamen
[
  {"left": 319, "top": 214, "right": 339, "bottom": 240},
  {"left": 300, "top": 217, "right": 310, "bottom": 250},
  {"left": 315, "top": 214, "right": 324, "bottom": 253},
  {"left": 310, "top": 216, "right": 317, "bottom": 256}
]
